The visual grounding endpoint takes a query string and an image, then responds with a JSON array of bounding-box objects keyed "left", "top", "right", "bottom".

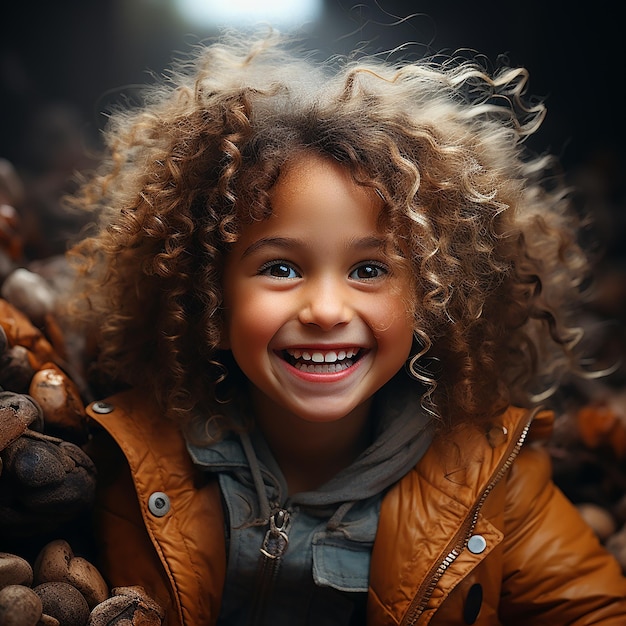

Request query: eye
[
  {"left": 349, "top": 262, "right": 389, "bottom": 281},
  {"left": 258, "top": 261, "right": 301, "bottom": 279}
]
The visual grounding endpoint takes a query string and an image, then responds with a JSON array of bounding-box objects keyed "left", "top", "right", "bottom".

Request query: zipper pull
[
  {"left": 260, "top": 508, "right": 290, "bottom": 559},
  {"left": 248, "top": 509, "right": 291, "bottom": 625}
]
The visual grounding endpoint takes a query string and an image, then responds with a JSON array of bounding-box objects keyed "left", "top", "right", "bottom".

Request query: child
[{"left": 66, "top": 30, "right": 626, "bottom": 625}]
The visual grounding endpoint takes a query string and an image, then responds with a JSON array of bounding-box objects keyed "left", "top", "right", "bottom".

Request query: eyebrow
[
  {"left": 241, "top": 237, "right": 303, "bottom": 258},
  {"left": 241, "top": 235, "right": 387, "bottom": 258}
]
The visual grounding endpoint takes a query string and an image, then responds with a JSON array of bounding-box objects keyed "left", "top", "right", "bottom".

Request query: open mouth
[{"left": 281, "top": 348, "right": 364, "bottom": 374}]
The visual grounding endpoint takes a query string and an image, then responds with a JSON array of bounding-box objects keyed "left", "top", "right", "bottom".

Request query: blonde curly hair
[{"left": 67, "top": 29, "right": 589, "bottom": 429}]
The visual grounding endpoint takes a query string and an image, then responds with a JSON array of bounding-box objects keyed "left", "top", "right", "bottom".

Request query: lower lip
[{"left": 276, "top": 352, "right": 366, "bottom": 383}]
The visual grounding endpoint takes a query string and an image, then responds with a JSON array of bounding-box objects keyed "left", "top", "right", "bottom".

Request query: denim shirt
[
  {"left": 187, "top": 428, "right": 376, "bottom": 624},
  {"left": 186, "top": 378, "right": 434, "bottom": 625}
]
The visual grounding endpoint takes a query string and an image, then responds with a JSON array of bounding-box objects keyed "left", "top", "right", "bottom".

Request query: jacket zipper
[
  {"left": 401, "top": 409, "right": 538, "bottom": 626},
  {"left": 247, "top": 508, "right": 291, "bottom": 626}
]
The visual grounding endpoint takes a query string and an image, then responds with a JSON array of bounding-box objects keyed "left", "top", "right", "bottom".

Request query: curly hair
[{"left": 66, "top": 29, "right": 590, "bottom": 430}]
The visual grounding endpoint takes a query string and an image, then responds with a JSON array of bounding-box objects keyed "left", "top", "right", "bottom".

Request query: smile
[{"left": 281, "top": 348, "right": 363, "bottom": 374}]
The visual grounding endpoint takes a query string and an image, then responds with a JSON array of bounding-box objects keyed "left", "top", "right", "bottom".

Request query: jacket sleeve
[{"left": 498, "top": 443, "right": 626, "bottom": 624}]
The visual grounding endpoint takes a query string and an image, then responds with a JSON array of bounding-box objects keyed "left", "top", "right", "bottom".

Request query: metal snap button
[
  {"left": 467, "top": 534, "right": 487, "bottom": 554},
  {"left": 92, "top": 401, "right": 114, "bottom": 414},
  {"left": 148, "top": 491, "right": 171, "bottom": 517}
]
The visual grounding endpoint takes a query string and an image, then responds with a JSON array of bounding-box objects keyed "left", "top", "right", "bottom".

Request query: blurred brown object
[
  {"left": 33, "top": 581, "right": 90, "bottom": 626},
  {"left": 577, "top": 399, "right": 626, "bottom": 460},
  {"left": 0, "top": 552, "right": 33, "bottom": 588},
  {"left": 29, "top": 363, "right": 87, "bottom": 439},
  {"left": 0, "top": 299, "right": 58, "bottom": 370},
  {"left": 87, "top": 586, "right": 165, "bottom": 626},
  {"left": 0, "top": 430, "right": 97, "bottom": 534},
  {"left": 0, "top": 584, "right": 42, "bottom": 626},
  {"left": 34, "top": 540, "right": 108, "bottom": 610}
]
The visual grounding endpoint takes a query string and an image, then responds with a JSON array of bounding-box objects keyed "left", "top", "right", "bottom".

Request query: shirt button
[
  {"left": 467, "top": 534, "right": 487, "bottom": 554},
  {"left": 148, "top": 492, "right": 171, "bottom": 517},
  {"left": 92, "top": 401, "right": 114, "bottom": 414}
]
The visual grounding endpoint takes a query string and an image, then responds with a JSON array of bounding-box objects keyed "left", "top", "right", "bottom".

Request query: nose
[{"left": 297, "top": 276, "right": 353, "bottom": 331}]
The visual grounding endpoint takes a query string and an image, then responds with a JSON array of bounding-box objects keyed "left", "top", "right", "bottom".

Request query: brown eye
[
  {"left": 349, "top": 263, "right": 388, "bottom": 280},
  {"left": 259, "top": 262, "right": 300, "bottom": 279}
]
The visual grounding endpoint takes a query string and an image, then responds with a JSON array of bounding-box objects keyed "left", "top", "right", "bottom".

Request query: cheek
[
  {"left": 372, "top": 299, "right": 415, "bottom": 358},
  {"left": 225, "top": 290, "right": 283, "bottom": 351}
]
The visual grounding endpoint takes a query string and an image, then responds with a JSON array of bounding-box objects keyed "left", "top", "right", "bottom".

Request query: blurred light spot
[{"left": 173, "top": 0, "right": 323, "bottom": 28}]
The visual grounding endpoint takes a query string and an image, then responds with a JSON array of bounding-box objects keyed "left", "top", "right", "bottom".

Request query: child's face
[{"left": 222, "top": 153, "right": 414, "bottom": 426}]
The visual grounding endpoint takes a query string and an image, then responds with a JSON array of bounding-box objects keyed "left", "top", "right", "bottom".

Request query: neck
[{"left": 250, "top": 390, "right": 374, "bottom": 494}]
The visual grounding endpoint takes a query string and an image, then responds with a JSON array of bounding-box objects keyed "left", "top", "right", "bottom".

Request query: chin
[{"left": 284, "top": 401, "right": 365, "bottom": 425}]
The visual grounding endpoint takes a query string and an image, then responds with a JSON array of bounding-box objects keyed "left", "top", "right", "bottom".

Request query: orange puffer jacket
[{"left": 86, "top": 390, "right": 626, "bottom": 625}]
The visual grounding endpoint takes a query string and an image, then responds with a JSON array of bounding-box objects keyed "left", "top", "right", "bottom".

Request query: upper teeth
[{"left": 286, "top": 348, "right": 359, "bottom": 363}]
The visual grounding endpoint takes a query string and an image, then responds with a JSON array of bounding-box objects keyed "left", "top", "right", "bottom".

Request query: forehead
[{"left": 261, "top": 152, "right": 383, "bottom": 232}]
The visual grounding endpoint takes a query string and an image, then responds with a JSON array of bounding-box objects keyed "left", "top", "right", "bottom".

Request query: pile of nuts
[
  {"left": 0, "top": 540, "right": 164, "bottom": 625},
  {"left": 0, "top": 290, "right": 165, "bottom": 625}
]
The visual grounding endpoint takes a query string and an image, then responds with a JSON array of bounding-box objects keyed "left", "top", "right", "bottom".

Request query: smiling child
[{"left": 67, "top": 29, "right": 626, "bottom": 625}]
